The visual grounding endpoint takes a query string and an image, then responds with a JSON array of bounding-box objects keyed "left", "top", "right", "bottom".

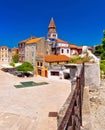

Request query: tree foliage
[
  {"left": 100, "top": 60, "right": 105, "bottom": 73},
  {"left": 13, "top": 54, "right": 19, "bottom": 63},
  {"left": 94, "top": 45, "right": 104, "bottom": 56},
  {"left": 102, "top": 30, "right": 105, "bottom": 49},
  {"left": 17, "top": 62, "right": 34, "bottom": 72},
  {"left": 94, "top": 30, "right": 105, "bottom": 59}
]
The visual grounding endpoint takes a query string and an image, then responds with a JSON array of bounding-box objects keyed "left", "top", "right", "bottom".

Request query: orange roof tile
[
  {"left": 26, "top": 38, "right": 42, "bottom": 44},
  {"left": 18, "top": 36, "right": 37, "bottom": 44},
  {"left": 69, "top": 44, "right": 77, "bottom": 49},
  {"left": 0, "top": 46, "right": 8, "bottom": 48},
  {"left": 88, "top": 46, "right": 93, "bottom": 50},
  {"left": 55, "top": 38, "right": 66, "bottom": 43},
  {"left": 11, "top": 47, "right": 18, "bottom": 50},
  {"left": 76, "top": 46, "right": 83, "bottom": 49},
  {"left": 45, "top": 55, "right": 70, "bottom": 62},
  {"left": 69, "top": 44, "right": 92, "bottom": 50}
]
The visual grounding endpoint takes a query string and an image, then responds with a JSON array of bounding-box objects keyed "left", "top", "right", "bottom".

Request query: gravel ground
[{"left": 89, "top": 81, "right": 105, "bottom": 130}]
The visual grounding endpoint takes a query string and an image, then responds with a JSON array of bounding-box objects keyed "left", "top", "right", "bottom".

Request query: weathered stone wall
[
  {"left": 84, "top": 63, "right": 100, "bottom": 88},
  {"left": 65, "top": 63, "right": 100, "bottom": 88}
]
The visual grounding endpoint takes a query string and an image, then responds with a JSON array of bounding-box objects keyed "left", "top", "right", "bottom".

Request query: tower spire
[
  {"left": 47, "top": 17, "right": 58, "bottom": 40},
  {"left": 48, "top": 17, "right": 56, "bottom": 28}
]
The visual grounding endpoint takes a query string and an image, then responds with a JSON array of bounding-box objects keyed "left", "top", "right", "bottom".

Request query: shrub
[
  {"left": 100, "top": 60, "right": 105, "bottom": 73},
  {"left": 17, "top": 62, "right": 34, "bottom": 72},
  {"left": 9, "top": 62, "right": 15, "bottom": 67},
  {"left": 70, "top": 57, "right": 82, "bottom": 63},
  {"left": 69, "top": 56, "right": 90, "bottom": 64}
]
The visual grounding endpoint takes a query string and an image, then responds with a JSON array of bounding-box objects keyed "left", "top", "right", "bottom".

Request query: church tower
[{"left": 47, "top": 17, "right": 58, "bottom": 40}]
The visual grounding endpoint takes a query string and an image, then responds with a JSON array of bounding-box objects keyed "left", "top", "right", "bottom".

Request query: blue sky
[{"left": 0, "top": 0, "right": 105, "bottom": 48}]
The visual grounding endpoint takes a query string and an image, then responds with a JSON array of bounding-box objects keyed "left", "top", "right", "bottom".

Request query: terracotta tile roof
[
  {"left": 55, "top": 38, "right": 65, "bottom": 43},
  {"left": 75, "top": 46, "right": 92, "bottom": 50},
  {"left": 18, "top": 36, "right": 37, "bottom": 44},
  {"left": 69, "top": 44, "right": 92, "bottom": 50},
  {"left": 19, "top": 39, "right": 28, "bottom": 43},
  {"left": 26, "top": 38, "right": 42, "bottom": 44},
  {"left": 11, "top": 48, "right": 18, "bottom": 51},
  {"left": 45, "top": 55, "right": 70, "bottom": 62},
  {"left": 0, "top": 46, "right": 8, "bottom": 49},
  {"left": 76, "top": 46, "right": 83, "bottom": 49},
  {"left": 48, "top": 17, "right": 56, "bottom": 28},
  {"left": 57, "top": 46, "right": 69, "bottom": 48},
  {"left": 88, "top": 46, "right": 93, "bottom": 50},
  {"left": 69, "top": 44, "right": 78, "bottom": 49}
]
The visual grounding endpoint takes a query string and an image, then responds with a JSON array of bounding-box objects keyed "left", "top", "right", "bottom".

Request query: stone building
[
  {"left": 11, "top": 47, "right": 18, "bottom": 57},
  {"left": 0, "top": 46, "right": 9, "bottom": 62},
  {"left": 7, "top": 47, "right": 19, "bottom": 63},
  {"left": 18, "top": 36, "right": 36, "bottom": 62},
  {"left": 36, "top": 55, "right": 70, "bottom": 78},
  {"left": 25, "top": 37, "right": 45, "bottom": 66},
  {"left": 54, "top": 39, "right": 70, "bottom": 57}
]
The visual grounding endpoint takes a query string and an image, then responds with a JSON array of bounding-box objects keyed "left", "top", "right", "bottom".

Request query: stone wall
[
  {"left": 84, "top": 63, "right": 100, "bottom": 88},
  {"left": 65, "top": 63, "right": 100, "bottom": 88}
]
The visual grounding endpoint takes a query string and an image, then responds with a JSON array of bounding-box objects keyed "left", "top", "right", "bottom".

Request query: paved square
[{"left": 0, "top": 65, "right": 71, "bottom": 130}]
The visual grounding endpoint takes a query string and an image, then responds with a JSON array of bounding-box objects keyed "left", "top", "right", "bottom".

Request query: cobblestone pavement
[{"left": 0, "top": 65, "right": 71, "bottom": 130}]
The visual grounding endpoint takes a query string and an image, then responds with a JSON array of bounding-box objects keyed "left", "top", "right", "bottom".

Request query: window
[
  {"left": 38, "top": 69, "right": 41, "bottom": 75},
  {"left": 40, "top": 62, "right": 43, "bottom": 66},
  {"left": 19, "top": 44, "right": 21, "bottom": 48},
  {"left": 32, "top": 51, "right": 34, "bottom": 56},
  {"left": 37, "top": 62, "right": 39, "bottom": 66},
  {"left": 61, "top": 49, "right": 64, "bottom": 53},
  {"left": 32, "top": 46, "right": 34, "bottom": 51},
  {"left": 32, "top": 59, "right": 34, "bottom": 65},
  {"left": 51, "top": 71, "right": 59, "bottom": 76},
  {"left": 53, "top": 34, "right": 56, "bottom": 37},
  {"left": 67, "top": 49, "right": 69, "bottom": 53}
]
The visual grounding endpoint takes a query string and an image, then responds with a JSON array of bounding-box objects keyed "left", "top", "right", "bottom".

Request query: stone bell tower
[{"left": 47, "top": 17, "right": 58, "bottom": 40}]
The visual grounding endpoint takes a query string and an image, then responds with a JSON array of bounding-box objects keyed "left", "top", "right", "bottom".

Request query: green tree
[
  {"left": 101, "top": 51, "right": 105, "bottom": 60},
  {"left": 94, "top": 30, "right": 105, "bottom": 59},
  {"left": 94, "top": 45, "right": 104, "bottom": 56},
  {"left": 102, "top": 30, "right": 105, "bottom": 49},
  {"left": 17, "top": 62, "right": 34, "bottom": 72},
  {"left": 13, "top": 54, "right": 19, "bottom": 63}
]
